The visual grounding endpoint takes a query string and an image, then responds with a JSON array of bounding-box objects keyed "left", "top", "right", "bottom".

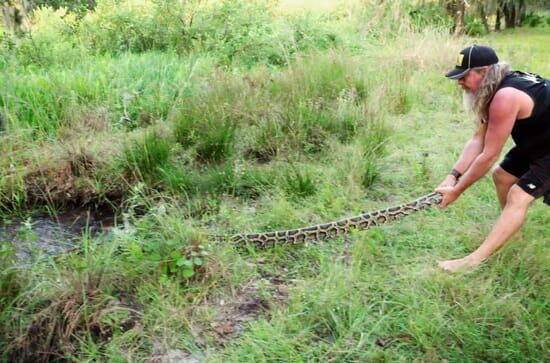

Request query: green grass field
[{"left": 1, "top": 4, "right": 549, "bottom": 361}]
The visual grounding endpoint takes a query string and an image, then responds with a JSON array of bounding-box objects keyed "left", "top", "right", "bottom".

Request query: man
[{"left": 436, "top": 45, "right": 550, "bottom": 272}]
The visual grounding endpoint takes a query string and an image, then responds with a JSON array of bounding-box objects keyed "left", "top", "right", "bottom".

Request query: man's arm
[
  {"left": 438, "top": 89, "right": 520, "bottom": 206},
  {"left": 438, "top": 123, "right": 486, "bottom": 188}
]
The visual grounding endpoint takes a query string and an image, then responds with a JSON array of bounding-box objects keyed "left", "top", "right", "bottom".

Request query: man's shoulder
[
  {"left": 491, "top": 85, "right": 534, "bottom": 119},
  {"left": 493, "top": 86, "right": 525, "bottom": 101},
  {"left": 490, "top": 88, "right": 525, "bottom": 113}
]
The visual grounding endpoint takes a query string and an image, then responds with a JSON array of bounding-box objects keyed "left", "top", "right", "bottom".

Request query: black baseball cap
[{"left": 445, "top": 45, "right": 499, "bottom": 79}]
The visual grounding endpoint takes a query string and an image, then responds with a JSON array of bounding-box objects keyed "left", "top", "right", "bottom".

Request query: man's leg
[
  {"left": 439, "top": 185, "right": 534, "bottom": 272},
  {"left": 493, "top": 166, "right": 519, "bottom": 208}
]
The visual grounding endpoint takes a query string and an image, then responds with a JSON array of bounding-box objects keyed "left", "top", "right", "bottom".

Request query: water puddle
[{"left": 0, "top": 207, "right": 117, "bottom": 263}]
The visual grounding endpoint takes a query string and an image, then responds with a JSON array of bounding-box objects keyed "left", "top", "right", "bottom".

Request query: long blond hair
[{"left": 472, "top": 63, "right": 511, "bottom": 123}]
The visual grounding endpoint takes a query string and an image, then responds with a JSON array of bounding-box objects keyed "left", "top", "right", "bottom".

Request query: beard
[{"left": 462, "top": 89, "right": 477, "bottom": 115}]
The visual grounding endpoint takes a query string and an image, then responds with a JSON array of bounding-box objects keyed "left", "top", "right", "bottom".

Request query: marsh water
[{"left": 0, "top": 207, "right": 116, "bottom": 262}]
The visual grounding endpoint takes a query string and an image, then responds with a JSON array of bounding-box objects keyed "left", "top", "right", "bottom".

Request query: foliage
[
  {"left": 522, "top": 11, "right": 550, "bottom": 27},
  {"left": 125, "top": 236, "right": 208, "bottom": 279},
  {"left": 193, "top": 0, "right": 279, "bottom": 67},
  {"left": 407, "top": 1, "right": 453, "bottom": 31},
  {"left": 14, "top": 6, "right": 80, "bottom": 67},
  {"left": 78, "top": 0, "right": 169, "bottom": 53},
  {"left": 465, "top": 14, "right": 486, "bottom": 36},
  {"left": 1, "top": 0, "right": 354, "bottom": 67}
]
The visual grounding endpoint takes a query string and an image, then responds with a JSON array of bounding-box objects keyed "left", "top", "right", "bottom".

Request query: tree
[
  {"left": 1, "top": 0, "right": 27, "bottom": 33},
  {"left": 1, "top": 0, "right": 95, "bottom": 33},
  {"left": 446, "top": 0, "right": 467, "bottom": 35},
  {"left": 450, "top": 0, "right": 539, "bottom": 34},
  {"left": 477, "top": 1, "right": 491, "bottom": 33}
]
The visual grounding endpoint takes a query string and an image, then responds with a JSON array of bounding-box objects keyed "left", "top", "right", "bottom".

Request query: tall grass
[{"left": 1, "top": 53, "right": 199, "bottom": 139}]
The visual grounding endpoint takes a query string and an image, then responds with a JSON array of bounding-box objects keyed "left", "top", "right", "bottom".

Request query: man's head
[
  {"left": 447, "top": 45, "right": 509, "bottom": 122},
  {"left": 445, "top": 45, "right": 499, "bottom": 80}
]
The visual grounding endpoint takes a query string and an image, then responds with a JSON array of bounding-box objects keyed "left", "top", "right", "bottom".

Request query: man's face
[{"left": 457, "top": 67, "right": 486, "bottom": 93}]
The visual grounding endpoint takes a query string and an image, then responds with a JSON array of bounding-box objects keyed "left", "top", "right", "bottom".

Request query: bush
[
  {"left": 407, "top": 2, "right": 453, "bottom": 32},
  {"left": 15, "top": 6, "right": 81, "bottom": 67},
  {"left": 31, "top": 0, "right": 97, "bottom": 15},
  {"left": 465, "top": 15, "right": 486, "bottom": 36},
  {"left": 522, "top": 12, "right": 550, "bottom": 27},
  {"left": 78, "top": 0, "right": 168, "bottom": 53},
  {"left": 192, "top": 0, "right": 280, "bottom": 66},
  {"left": 0, "top": 26, "right": 15, "bottom": 67}
]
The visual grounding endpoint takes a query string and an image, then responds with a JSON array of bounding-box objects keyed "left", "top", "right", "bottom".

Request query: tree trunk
[
  {"left": 503, "top": 2, "right": 516, "bottom": 29},
  {"left": 453, "top": 0, "right": 466, "bottom": 35},
  {"left": 479, "top": 3, "right": 490, "bottom": 33},
  {"left": 495, "top": 7, "right": 501, "bottom": 31},
  {"left": 516, "top": 0, "right": 526, "bottom": 26},
  {"left": 1, "top": 2, "right": 23, "bottom": 33}
]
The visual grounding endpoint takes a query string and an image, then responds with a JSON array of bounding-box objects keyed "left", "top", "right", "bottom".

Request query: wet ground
[{"left": 0, "top": 207, "right": 117, "bottom": 263}]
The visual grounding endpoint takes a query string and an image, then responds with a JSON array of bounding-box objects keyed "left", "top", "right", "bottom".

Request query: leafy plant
[{"left": 124, "top": 234, "right": 208, "bottom": 280}]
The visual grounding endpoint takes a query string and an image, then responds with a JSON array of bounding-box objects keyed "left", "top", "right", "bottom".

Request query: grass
[{"left": 0, "top": 12, "right": 549, "bottom": 363}]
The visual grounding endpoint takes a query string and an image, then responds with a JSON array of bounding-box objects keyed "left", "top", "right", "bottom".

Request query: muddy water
[{"left": 0, "top": 208, "right": 117, "bottom": 263}]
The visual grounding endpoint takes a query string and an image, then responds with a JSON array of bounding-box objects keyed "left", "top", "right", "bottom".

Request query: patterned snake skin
[{"left": 215, "top": 192, "right": 442, "bottom": 246}]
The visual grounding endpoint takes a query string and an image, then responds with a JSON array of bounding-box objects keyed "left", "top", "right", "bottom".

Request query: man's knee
[
  {"left": 505, "top": 185, "right": 534, "bottom": 209},
  {"left": 493, "top": 167, "right": 517, "bottom": 187}
]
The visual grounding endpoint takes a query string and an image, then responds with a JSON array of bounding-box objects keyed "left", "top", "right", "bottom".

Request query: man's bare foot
[{"left": 438, "top": 256, "right": 482, "bottom": 273}]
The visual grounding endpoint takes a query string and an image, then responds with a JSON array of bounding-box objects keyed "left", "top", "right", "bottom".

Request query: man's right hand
[{"left": 437, "top": 174, "right": 458, "bottom": 188}]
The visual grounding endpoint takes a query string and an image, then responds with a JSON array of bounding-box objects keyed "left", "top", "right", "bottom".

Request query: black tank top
[{"left": 496, "top": 71, "right": 550, "bottom": 160}]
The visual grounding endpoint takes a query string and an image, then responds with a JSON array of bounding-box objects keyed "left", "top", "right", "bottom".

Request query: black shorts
[{"left": 500, "top": 147, "right": 550, "bottom": 205}]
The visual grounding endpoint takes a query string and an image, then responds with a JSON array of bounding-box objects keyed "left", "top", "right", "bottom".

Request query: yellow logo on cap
[{"left": 457, "top": 54, "right": 464, "bottom": 66}]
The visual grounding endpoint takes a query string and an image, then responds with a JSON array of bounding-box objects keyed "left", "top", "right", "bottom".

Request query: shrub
[
  {"left": 407, "top": 2, "right": 453, "bottom": 31},
  {"left": 193, "top": 0, "right": 280, "bottom": 67},
  {"left": 78, "top": 0, "right": 168, "bottom": 53},
  {"left": 15, "top": 6, "right": 81, "bottom": 67},
  {"left": 285, "top": 12, "right": 339, "bottom": 52},
  {"left": 522, "top": 12, "right": 550, "bottom": 27},
  {"left": 465, "top": 15, "right": 486, "bottom": 36}
]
